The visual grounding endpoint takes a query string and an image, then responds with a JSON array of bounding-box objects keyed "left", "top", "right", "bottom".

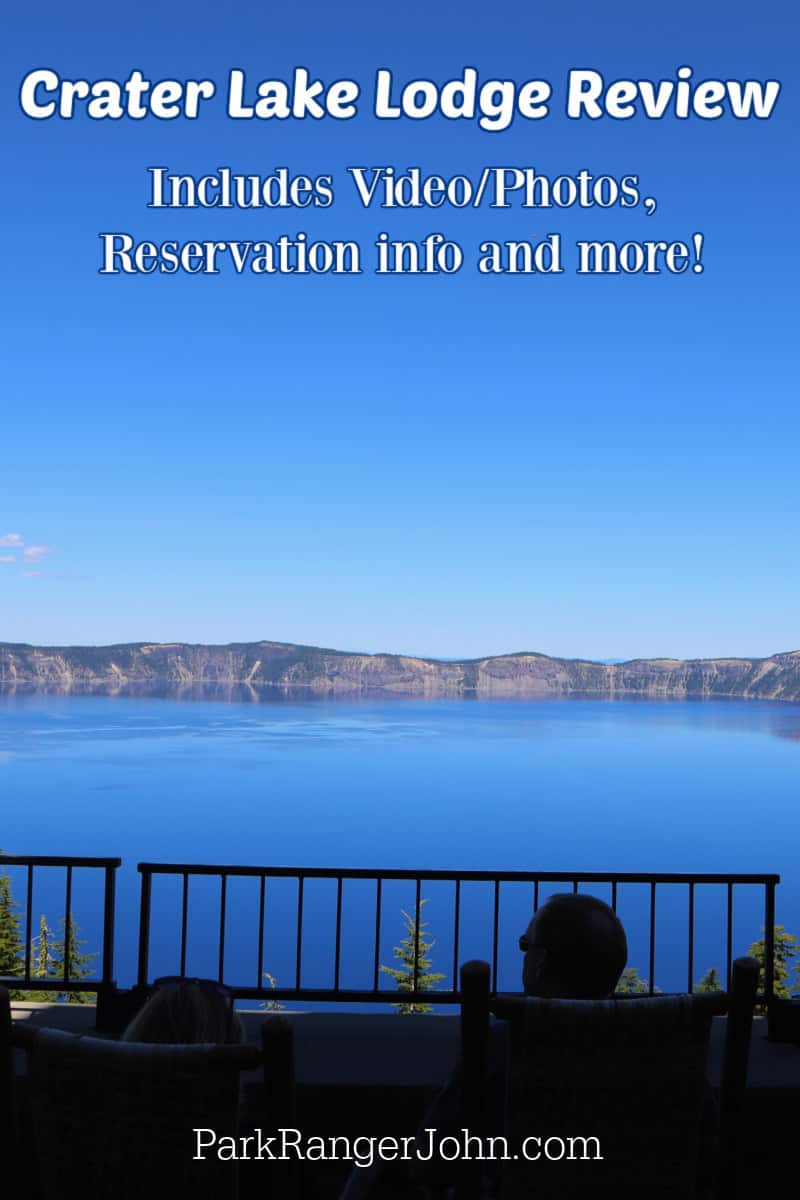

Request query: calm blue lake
[{"left": 2, "top": 691, "right": 799, "bottom": 1004}]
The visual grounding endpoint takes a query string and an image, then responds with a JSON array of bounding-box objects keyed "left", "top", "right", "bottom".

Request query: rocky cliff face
[{"left": 2, "top": 641, "right": 800, "bottom": 700}]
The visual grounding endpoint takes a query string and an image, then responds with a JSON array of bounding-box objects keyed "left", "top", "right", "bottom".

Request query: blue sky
[{"left": 1, "top": 1, "right": 797, "bottom": 660}]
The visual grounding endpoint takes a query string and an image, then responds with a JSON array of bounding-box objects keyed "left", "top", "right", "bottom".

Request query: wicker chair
[
  {"left": 457, "top": 956, "right": 758, "bottom": 1200},
  {"left": 10, "top": 1012, "right": 297, "bottom": 1200}
]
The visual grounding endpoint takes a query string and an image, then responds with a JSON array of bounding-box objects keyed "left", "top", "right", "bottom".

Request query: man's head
[{"left": 519, "top": 893, "right": 627, "bottom": 999}]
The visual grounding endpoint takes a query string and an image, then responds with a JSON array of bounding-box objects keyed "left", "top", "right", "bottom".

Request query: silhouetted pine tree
[
  {"left": 50, "top": 912, "right": 98, "bottom": 1004},
  {"left": 380, "top": 899, "right": 446, "bottom": 1014},
  {"left": 0, "top": 870, "right": 26, "bottom": 998},
  {"left": 747, "top": 925, "right": 799, "bottom": 1012},
  {"left": 615, "top": 967, "right": 649, "bottom": 994},
  {"left": 695, "top": 966, "right": 723, "bottom": 993},
  {"left": 30, "top": 914, "right": 59, "bottom": 1002},
  {"left": 261, "top": 971, "right": 286, "bottom": 1012}
]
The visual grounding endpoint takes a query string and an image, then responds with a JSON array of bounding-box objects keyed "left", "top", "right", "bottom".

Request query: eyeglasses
[{"left": 152, "top": 976, "right": 234, "bottom": 1005}]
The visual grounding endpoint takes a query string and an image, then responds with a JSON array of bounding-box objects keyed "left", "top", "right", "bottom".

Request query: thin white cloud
[
  {"left": 0, "top": 555, "right": 15, "bottom": 563},
  {"left": 23, "top": 545, "right": 56, "bottom": 562},
  {"left": 22, "top": 570, "right": 42, "bottom": 578},
  {"left": 0, "top": 533, "right": 23, "bottom": 547}
]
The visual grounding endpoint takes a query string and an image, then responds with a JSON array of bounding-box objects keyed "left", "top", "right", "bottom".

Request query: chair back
[
  {"left": 459, "top": 957, "right": 757, "bottom": 1200},
  {"left": 21, "top": 1027, "right": 262, "bottom": 1200},
  {"left": 0, "top": 986, "right": 20, "bottom": 1174},
  {"left": 718, "top": 956, "right": 759, "bottom": 1198}
]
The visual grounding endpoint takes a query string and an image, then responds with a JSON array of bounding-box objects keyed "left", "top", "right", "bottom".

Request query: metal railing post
[
  {"left": 95, "top": 862, "right": 119, "bottom": 1029},
  {"left": 137, "top": 868, "right": 153, "bottom": 987},
  {"left": 764, "top": 881, "right": 776, "bottom": 1009},
  {"left": 101, "top": 863, "right": 117, "bottom": 986}
]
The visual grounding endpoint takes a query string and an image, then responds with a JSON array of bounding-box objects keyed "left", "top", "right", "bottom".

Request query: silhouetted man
[
  {"left": 341, "top": 894, "right": 629, "bottom": 1200},
  {"left": 412, "top": 893, "right": 628, "bottom": 1195}
]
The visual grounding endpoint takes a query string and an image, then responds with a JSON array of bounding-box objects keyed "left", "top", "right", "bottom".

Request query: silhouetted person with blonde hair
[{"left": 122, "top": 977, "right": 245, "bottom": 1044}]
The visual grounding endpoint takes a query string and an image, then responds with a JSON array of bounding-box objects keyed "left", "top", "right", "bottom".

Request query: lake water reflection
[{"left": 1, "top": 689, "right": 798, "bottom": 1003}]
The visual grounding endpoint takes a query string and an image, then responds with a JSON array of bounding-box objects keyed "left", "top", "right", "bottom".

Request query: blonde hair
[{"left": 122, "top": 980, "right": 245, "bottom": 1045}]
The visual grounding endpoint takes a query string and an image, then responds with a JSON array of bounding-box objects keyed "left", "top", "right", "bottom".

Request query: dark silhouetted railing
[
  {"left": 0, "top": 857, "right": 780, "bottom": 1010},
  {"left": 136, "top": 864, "right": 780, "bottom": 1007},
  {"left": 0, "top": 855, "right": 120, "bottom": 1002}
]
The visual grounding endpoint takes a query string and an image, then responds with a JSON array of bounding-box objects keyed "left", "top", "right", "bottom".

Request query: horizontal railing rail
[
  {"left": 0, "top": 854, "right": 120, "bottom": 998},
  {"left": 136, "top": 863, "right": 780, "bottom": 1007}
]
